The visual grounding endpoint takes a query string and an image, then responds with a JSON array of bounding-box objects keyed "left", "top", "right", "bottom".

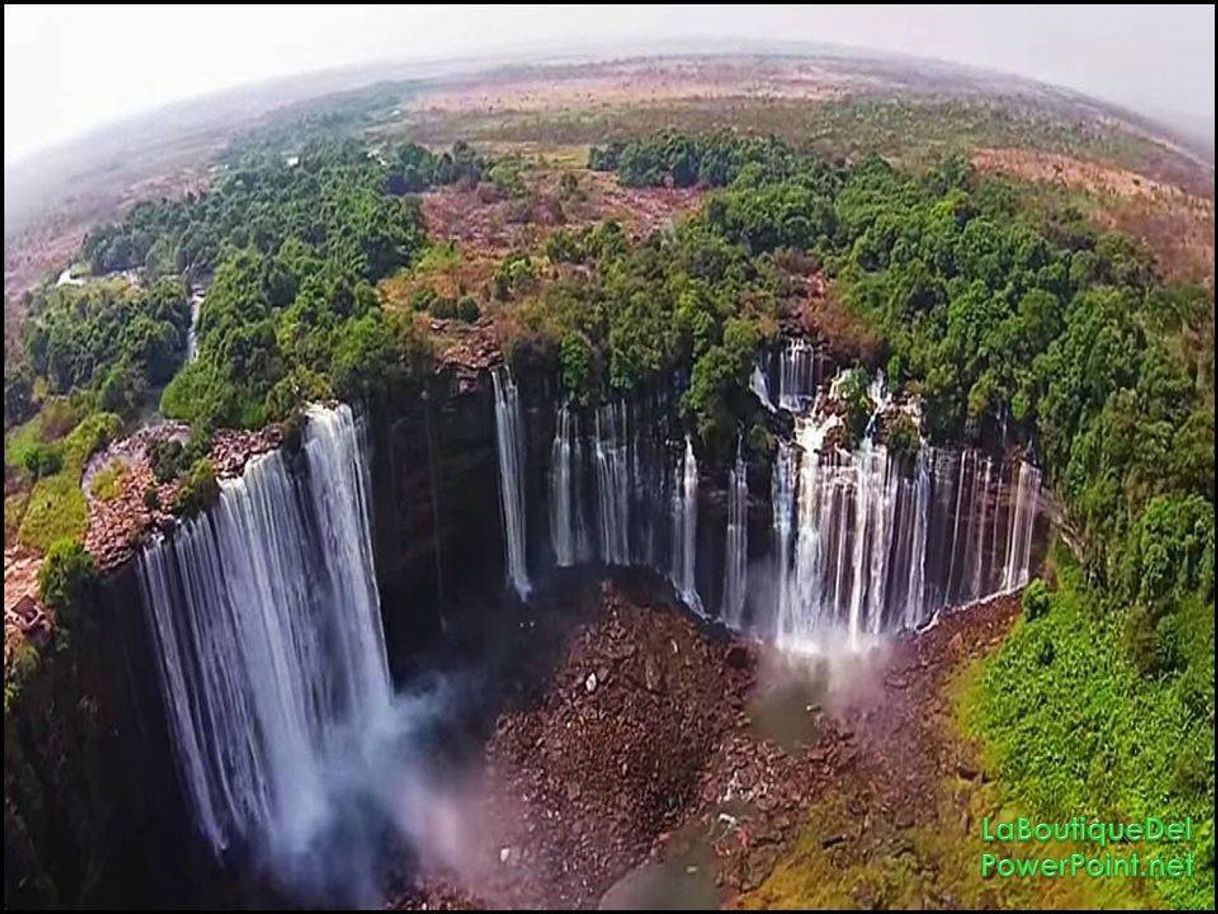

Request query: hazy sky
[{"left": 5, "top": 4, "right": 1215, "bottom": 164}]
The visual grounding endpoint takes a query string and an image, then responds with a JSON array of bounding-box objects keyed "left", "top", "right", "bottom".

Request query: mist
[{"left": 5, "top": 5, "right": 1214, "bottom": 166}]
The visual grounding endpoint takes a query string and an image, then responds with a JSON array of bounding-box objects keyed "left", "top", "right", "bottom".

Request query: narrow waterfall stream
[
  {"left": 670, "top": 436, "right": 703, "bottom": 615},
  {"left": 136, "top": 405, "right": 391, "bottom": 858},
  {"left": 721, "top": 439, "right": 749, "bottom": 628},
  {"left": 184, "top": 287, "right": 204, "bottom": 362},
  {"left": 550, "top": 403, "right": 585, "bottom": 567},
  {"left": 492, "top": 366, "right": 533, "bottom": 600},
  {"left": 776, "top": 338, "right": 824, "bottom": 411},
  {"left": 592, "top": 401, "right": 632, "bottom": 566},
  {"left": 750, "top": 363, "right": 774, "bottom": 412}
]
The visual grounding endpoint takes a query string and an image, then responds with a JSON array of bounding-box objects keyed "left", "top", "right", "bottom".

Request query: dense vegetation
[
  {"left": 576, "top": 133, "right": 1214, "bottom": 904},
  {"left": 79, "top": 138, "right": 473, "bottom": 429},
  {"left": 3, "top": 137, "right": 472, "bottom": 563},
  {"left": 5, "top": 121, "right": 1211, "bottom": 903},
  {"left": 17, "top": 277, "right": 191, "bottom": 414},
  {"left": 507, "top": 214, "right": 789, "bottom": 459},
  {"left": 7, "top": 411, "right": 121, "bottom": 552},
  {"left": 965, "top": 553, "right": 1212, "bottom": 909},
  {"left": 590, "top": 131, "right": 813, "bottom": 190}
]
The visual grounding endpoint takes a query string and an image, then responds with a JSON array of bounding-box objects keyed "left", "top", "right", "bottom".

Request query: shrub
[
  {"left": 544, "top": 229, "right": 584, "bottom": 264},
  {"left": 560, "top": 333, "right": 596, "bottom": 403},
  {"left": 90, "top": 460, "right": 128, "bottom": 501},
  {"left": 172, "top": 459, "right": 219, "bottom": 518},
  {"left": 882, "top": 411, "right": 921, "bottom": 463},
  {"left": 457, "top": 295, "right": 481, "bottom": 323},
  {"left": 22, "top": 443, "right": 63, "bottom": 479},
  {"left": 4, "top": 632, "right": 41, "bottom": 712},
  {"left": 429, "top": 296, "right": 457, "bottom": 319},
  {"left": 37, "top": 538, "right": 98, "bottom": 648},
  {"left": 265, "top": 367, "right": 332, "bottom": 421},
  {"left": 1022, "top": 578, "right": 1052, "bottom": 622},
  {"left": 494, "top": 251, "right": 536, "bottom": 299},
  {"left": 150, "top": 438, "right": 185, "bottom": 484},
  {"left": 4, "top": 363, "right": 36, "bottom": 427},
  {"left": 838, "top": 368, "right": 874, "bottom": 445},
  {"left": 410, "top": 288, "right": 437, "bottom": 312},
  {"left": 62, "top": 412, "right": 121, "bottom": 467}
]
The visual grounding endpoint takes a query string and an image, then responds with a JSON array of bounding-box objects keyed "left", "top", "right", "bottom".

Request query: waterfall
[
  {"left": 538, "top": 361, "right": 1042, "bottom": 652},
  {"left": 492, "top": 366, "right": 532, "bottom": 599},
  {"left": 670, "top": 437, "right": 702, "bottom": 614},
  {"left": 185, "top": 288, "right": 204, "bottom": 362},
  {"left": 135, "top": 404, "right": 391, "bottom": 857},
  {"left": 750, "top": 361, "right": 775, "bottom": 411},
  {"left": 592, "top": 401, "right": 631, "bottom": 565},
  {"left": 850, "top": 437, "right": 901, "bottom": 645},
  {"left": 901, "top": 446, "right": 931, "bottom": 629},
  {"left": 764, "top": 370, "right": 1044, "bottom": 651},
  {"left": 1000, "top": 460, "right": 1041, "bottom": 592},
  {"left": 777, "top": 339, "right": 823, "bottom": 412},
  {"left": 721, "top": 439, "right": 749, "bottom": 628},
  {"left": 549, "top": 403, "right": 584, "bottom": 567},
  {"left": 770, "top": 438, "right": 798, "bottom": 640},
  {"left": 776, "top": 410, "right": 838, "bottom": 649}
]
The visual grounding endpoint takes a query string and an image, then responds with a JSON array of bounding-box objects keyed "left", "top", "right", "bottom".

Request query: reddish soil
[
  {"left": 3, "top": 546, "right": 50, "bottom": 666},
  {"left": 407, "top": 58, "right": 848, "bottom": 117},
  {"left": 418, "top": 170, "right": 704, "bottom": 258},
  {"left": 83, "top": 422, "right": 282, "bottom": 573},
  {"left": 971, "top": 147, "right": 1215, "bottom": 288},
  {"left": 394, "top": 579, "right": 1023, "bottom": 910}
]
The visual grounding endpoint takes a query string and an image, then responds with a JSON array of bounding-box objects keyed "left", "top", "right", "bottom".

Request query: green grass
[
  {"left": 959, "top": 556, "right": 1215, "bottom": 910},
  {"left": 17, "top": 474, "right": 88, "bottom": 553},
  {"left": 16, "top": 412, "right": 121, "bottom": 553},
  {"left": 411, "top": 239, "right": 463, "bottom": 275},
  {"left": 4, "top": 416, "right": 46, "bottom": 473},
  {"left": 5, "top": 491, "right": 30, "bottom": 544},
  {"left": 4, "top": 397, "right": 89, "bottom": 474},
  {"left": 88, "top": 460, "right": 127, "bottom": 502}
]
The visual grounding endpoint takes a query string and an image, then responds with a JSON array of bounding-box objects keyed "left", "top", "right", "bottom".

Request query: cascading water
[
  {"left": 777, "top": 338, "right": 824, "bottom": 412},
  {"left": 670, "top": 437, "right": 703, "bottom": 614},
  {"left": 547, "top": 393, "right": 707, "bottom": 610},
  {"left": 550, "top": 403, "right": 588, "bottom": 567},
  {"left": 534, "top": 352, "right": 1042, "bottom": 651},
  {"left": 721, "top": 438, "right": 749, "bottom": 628},
  {"left": 770, "top": 439, "right": 797, "bottom": 639},
  {"left": 763, "top": 372, "right": 1042, "bottom": 651},
  {"left": 900, "top": 446, "right": 932, "bottom": 630},
  {"left": 592, "top": 401, "right": 632, "bottom": 566},
  {"left": 136, "top": 404, "right": 390, "bottom": 858},
  {"left": 185, "top": 288, "right": 204, "bottom": 362},
  {"left": 750, "top": 362, "right": 775, "bottom": 412},
  {"left": 492, "top": 366, "right": 532, "bottom": 599},
  {"left": 1001, "top": 459, "right": 1040, "bottom": 593}
]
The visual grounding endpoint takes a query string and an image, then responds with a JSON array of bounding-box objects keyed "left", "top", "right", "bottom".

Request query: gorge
[
  {"left": 9, "top": 60, "right": 1209, "bottom": 908},
  {"left": 71, "top": 336, "right": 1047, "bottom": 906}
]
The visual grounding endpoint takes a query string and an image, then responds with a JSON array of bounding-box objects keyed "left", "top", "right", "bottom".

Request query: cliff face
[
  {"left": 3, "top": 353, "right": 1050, "bottom": 908},
  {"left": 4, "top": 564, "right": 223, "bottom": 908},
  {"left": 368, "top": 372, "right": 505, "bottom": 676},
  {"left": 366, "top": 363, "right": 751, "bottom": 679}
]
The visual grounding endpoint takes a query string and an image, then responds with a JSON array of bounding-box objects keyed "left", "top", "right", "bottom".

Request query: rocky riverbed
[{"left": 392, "top": 579, "right": 1024, "bottom": 910}]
